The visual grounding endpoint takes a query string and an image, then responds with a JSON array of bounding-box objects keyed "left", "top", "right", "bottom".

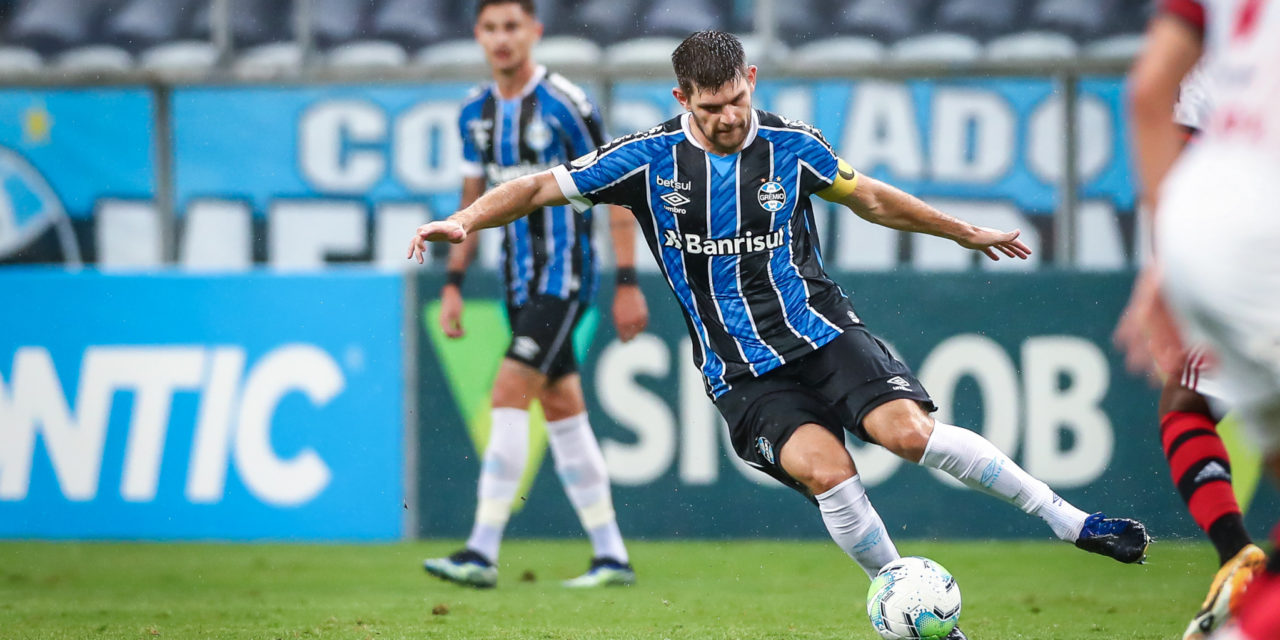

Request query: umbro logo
[
  {"left": 660, "top": 189, "right": 691, "bottom": 209},
  {"left": 887, "top": 376, "right": 912, "bottom": 392},
  {"left": 1194, "top": 461, "right": 1231, "bottom": 484},
  {"left": 512, "top": 336, "right": 541, "bottom": 360}
]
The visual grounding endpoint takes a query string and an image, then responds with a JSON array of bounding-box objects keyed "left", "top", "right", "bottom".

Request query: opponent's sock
[
  {"left": 815, "top": 475, "right": 900, "bottom": 578},
  {"left": 920, "top": 422, "right": 1088, "bottom": 541},
  {"left": 465, "top": 407, "right": 530, "bottom": 563},
  {"left": 547, "top": 413, "right": 628, "bottom": 564},
  {"left": 1161, "top": 411, "right": 1252, "bottom": 565}
]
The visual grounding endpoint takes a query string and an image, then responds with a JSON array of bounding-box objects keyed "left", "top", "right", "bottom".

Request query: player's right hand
[
  {"left": 407, "top": 220, "right": 467, "bottom": 264},
  {"left": 439, "top": 285, "right": 465, "bottom": 338}
]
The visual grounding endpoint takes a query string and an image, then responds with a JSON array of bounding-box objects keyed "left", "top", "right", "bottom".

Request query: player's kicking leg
[
  {"left": 864, "top": 399, "right": 1151, "bottom": 564},
  {"left": 1154, "top": 362, "right": 1265, "bottom": 639},
  {"left": 540, "top": 373, "right": 635, "bottom": 588}
]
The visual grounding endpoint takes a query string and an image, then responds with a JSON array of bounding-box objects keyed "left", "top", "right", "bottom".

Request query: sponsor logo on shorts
[
  {"left": 756, "top": 436, "right": 775, "bottom": 465},
  {"left": 887, "top": 375, "right": 912, "bottom": 392},
  {"left": 512, "top": 336, "right": 541, "bottom": 360}
]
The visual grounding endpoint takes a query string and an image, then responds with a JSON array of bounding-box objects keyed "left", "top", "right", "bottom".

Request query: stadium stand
[{"left": 0, "top": 0, "right": 1151, "bottom": 74}]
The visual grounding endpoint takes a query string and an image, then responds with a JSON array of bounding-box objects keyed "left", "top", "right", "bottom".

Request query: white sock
[
  {"left": 816, "top": 475, "right": 900, "bottom": 578},
  {"left": 465, "top": 407, "right": 530, "bottom": 563},
  {"left": 920, "top": 422, "right": 1088, "bottom": 541},
  {"left": 547, "top": 413, "right": 628, "bottom": 564}
]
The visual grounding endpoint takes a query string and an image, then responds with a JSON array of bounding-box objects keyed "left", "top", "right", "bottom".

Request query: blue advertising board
[
  {"left": 0, "top": 270, "right": 405, "bottom": 540},
  {"left": 0, "top": 88, "right": 153, "bottom": 264}
]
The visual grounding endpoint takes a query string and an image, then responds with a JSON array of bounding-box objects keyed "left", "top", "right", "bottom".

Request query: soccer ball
[{"left": 866, "top": 556, "right": 962, "bottom": 640}]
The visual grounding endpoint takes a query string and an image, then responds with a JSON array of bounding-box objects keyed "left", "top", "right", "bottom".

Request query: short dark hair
[
  {"left": 476, "top": 0, "right": 536, "bottom": 20},
  {"left": 671, "top": 31, "right": 746, "bottom": 96}
]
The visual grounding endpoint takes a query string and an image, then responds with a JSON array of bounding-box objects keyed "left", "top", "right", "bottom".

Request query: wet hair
[
  {"left": 476, "top": 0, "right": 536, "bottom": 20},
  {"left": 671, "top": 30, "right": 747, "bottom": 96}
]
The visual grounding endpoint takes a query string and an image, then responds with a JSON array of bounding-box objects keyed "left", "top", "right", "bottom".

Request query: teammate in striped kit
[
  {"left": 1120, "top": 0, "right": 1280, "bottom": 637},
  {"left": 421, "top": 0, "right": 648, "bottom": 590},
  {"left": 411, "top": 31, "right": 1150, "bottom": 625}
]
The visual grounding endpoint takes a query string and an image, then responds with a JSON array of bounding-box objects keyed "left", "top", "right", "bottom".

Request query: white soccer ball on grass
[{"left": 866, "top": 556, "right": 962, "bottom": 640}]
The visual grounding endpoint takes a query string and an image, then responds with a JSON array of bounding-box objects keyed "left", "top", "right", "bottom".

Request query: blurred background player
[
  {"left": 421, "top": 0, "right": 650, "bottom": 589},
  {"left": 1133, "top": 34, "right": 1265, "bottom": 640},
  {"left": 412, "top": 33, "right": 1151, "bottom": 633},
  {"left": 1119, "top": 0, "right": 1280, "bottom": 639}
]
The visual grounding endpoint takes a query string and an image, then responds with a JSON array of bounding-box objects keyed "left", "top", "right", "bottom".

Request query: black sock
[{"left": 1207, "top": 513, "right": 1254, "bottom": 566}]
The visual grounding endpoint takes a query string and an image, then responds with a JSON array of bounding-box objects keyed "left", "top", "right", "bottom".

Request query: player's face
[
  {"left": 474, "top": 3, "right": 542, "bottom": 74},
  {"left": 676, "top": 66, "right": 758, "bottom": 155}
]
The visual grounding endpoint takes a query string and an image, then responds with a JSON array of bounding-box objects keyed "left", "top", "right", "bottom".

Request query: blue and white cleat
[
  {"left": 562, "top": 557, "right": 636, "bottom": 588},
  {"left": 423, "top": 549, "right": 498, "bottom": 589},
  {"left": 1073, "top": 512, "right": 1151, "bottom": 564}
]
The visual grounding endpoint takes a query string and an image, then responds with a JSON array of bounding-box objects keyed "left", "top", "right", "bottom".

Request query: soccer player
[
  {"left": 1118, "top": 1, "right": 1280, "bottom": 639},
  {"left": 411, "top": 31, "right": 1150, "bottom": 629},
  {"left": 420, "top": 0, "right": 649, "bottom": 589},
  {"left": 1130, "top": 28, "right": 1264, "bottom": 639}
]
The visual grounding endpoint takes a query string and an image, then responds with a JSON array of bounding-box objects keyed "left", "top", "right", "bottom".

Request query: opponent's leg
[
  {"left": 424, "top": 359, "right": 542, "bottom": 588},
  {"left": 780, "top": 424, "right": 899, "bottom": 578},
  {"left": 864, "top": 399, "right": 1148, "bottom": 563},
  {"left": 541, "top": 374, "right": 634, "bottom": 587}
]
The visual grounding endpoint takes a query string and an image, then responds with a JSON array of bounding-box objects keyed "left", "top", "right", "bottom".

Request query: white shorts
[
  {"left": 1179, "top": 346, "right": 1232, "bottom": 409},
  {"left": 1157, "top": 144, "right": 1280, "bottom": 454}
]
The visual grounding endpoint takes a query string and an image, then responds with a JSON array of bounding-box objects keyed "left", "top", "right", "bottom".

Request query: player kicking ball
[
  {"left": 420, "top": 0, "right": 648, "bottom": 589},
  {"left": 411, "top": 30, "right": 1150, "bottom": 630}
]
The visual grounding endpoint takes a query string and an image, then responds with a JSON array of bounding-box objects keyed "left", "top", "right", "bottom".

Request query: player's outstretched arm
[
  {"left": 821, "top": 172, "right": 1031, "bottom": 262},
  {"left": 408, "top": 170, "right": 570, "bottom": 264}
]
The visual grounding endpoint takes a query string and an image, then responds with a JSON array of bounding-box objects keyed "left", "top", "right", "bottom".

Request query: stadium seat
[
  {"left": 888, "top": 33, "right": 981, "bottom": 62},
  {"left": 985, "top": 31, "right": 1078, "bottom": 61},
  {"left": 573, "top": 0, "right": 646, "bottom": 43},
  {"left": 311, "top": 0, "right": 372, "bottom": 49},
  {"left": 788, "top": 35, "right": 884, "bottom": 69},
  {"left": 1082, "top": 33, "right": 1144, "bottom": 61},
  {"left": 192, "top": 0, "right": 288, "bottom": 51},
  {"left": 138, "top": 40, "right": 219, "bottom": 72},
  {"left": 5, "top": 0, "right": 115, "bottom": 55},
  {"left": 326, "top": 41, "right": 408, "bottom": 68},
  {"left": 415, "top": 38, "right": 485, "bottom": 69},
  {"left": 1029, "top": 0, "right": 1125, "bottom": 41},
  {"left": 645, "top": 0, "right": 725, "bottom": 36},
  {"left": 103, "top": 0, "right": 205, "bottom": 54},
  {"left": 53, "top": 44, "right": 133, "bottom": 72},
  {"left": 0, "top": 46, "right": 41, "bottom": 73},
  {"left": 534, "top": 35, "right": 602, "bottom": 69},
  {"left": 605, "top": 37, "right": 683, "bottom": 70},
  {"left": 837, "top": 0, "right": 935, "bottom": 42},
  {"left": 234, "top": 42, "right": 302, "bottom": 77},
  {"left": 373, "top": 0, "right": 454, "bottom": 49},
  {"left": 934, "top": 0, "right": 1024, "bottom": 41}
]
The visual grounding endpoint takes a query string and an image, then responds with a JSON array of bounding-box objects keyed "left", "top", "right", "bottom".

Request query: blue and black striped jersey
[
  {"left": 550, "top": 110, "right": 861, "bottom": 398},
  {"left": 458, "top": 65, "right": 606, "bottom": 306}
]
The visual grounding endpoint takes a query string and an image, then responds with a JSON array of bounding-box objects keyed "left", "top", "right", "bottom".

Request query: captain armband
[{"left": 821, "top": 158, "right": 859, "bottom": 200}]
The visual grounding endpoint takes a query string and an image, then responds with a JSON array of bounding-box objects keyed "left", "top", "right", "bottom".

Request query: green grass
[{"left": 0, "top": 539, "right": 1219, "bottom": 640}]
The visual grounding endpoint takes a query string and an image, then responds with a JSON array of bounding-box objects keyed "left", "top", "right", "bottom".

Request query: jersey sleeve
[
  {"left": 550, "top": 133, "right": 652, "bottom": 213},
  {"left": 789, "top": 121, "right": 842, "bottom": 196},
  {"left": 458, "top": 110, "right": 483, "bottom": 179},
  {"left": 1162, "top": 0, "right": 1205, "bottom": 35}
]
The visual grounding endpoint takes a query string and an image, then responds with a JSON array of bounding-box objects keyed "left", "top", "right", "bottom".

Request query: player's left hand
[
  {"left": 959, "top": 227, "right": 1032, "bottom": 261},
  {"left": 407, "top": 220, "right": 467, "bottom": 264},
  {"left": 613, "top": 284, "right": 649, "bottom": 342},
  {"left": 1114, "top": 265, "right": 1186, "bottom": 381}
]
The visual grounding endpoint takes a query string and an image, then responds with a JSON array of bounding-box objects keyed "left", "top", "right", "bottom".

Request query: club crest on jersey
[
  {"left": 468, "top": 119, "right": 492, "bottom": 151},
  {"left": 756, "top": 437, "right": 775, "bottom": 464},
  {"left": 758, "top": 181, "right": 786, "bottom": 212},
  {"left": 524, "top": 118, "right": 552, "bottom": 152}
]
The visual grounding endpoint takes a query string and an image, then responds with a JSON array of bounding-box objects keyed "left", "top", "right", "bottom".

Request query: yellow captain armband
[{"left": 818, "top": 158, "right": 858, "bottom": 202}]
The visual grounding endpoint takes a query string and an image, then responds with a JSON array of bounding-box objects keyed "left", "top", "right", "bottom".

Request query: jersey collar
[{"left": 680, "top": 109, "right": 760, "bottom": 155}]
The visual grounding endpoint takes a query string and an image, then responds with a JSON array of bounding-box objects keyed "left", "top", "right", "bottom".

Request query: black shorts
[
  {"left": 713, "top": 326, "right": 936, "bottom": 495},
  {"left": 505, "top": 294, "right": 585, "bottom": 381}
]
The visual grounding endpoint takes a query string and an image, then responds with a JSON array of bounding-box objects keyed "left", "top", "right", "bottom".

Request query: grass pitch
[{"left": 0, "top": 539, "right": 1220, "bottom": 639}]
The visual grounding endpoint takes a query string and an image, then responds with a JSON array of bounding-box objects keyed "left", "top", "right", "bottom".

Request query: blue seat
[
  {"left": 5, "top": 0, "right": 116, "bottom": 55},
  {"left": 838, "top": 0, "right": 938, "bottom": 43},
  {"left": 373, "top": 0, "right": 453, "bottom": 49},
  {"left": 1030, "top": 0, "right": 1126, "bottom": 40},
  {"left": 934, "top": 0, "right": 1025, "bottom": 41},
  {"left": 104, "top": 0, "right": 205, "bottom": 53},
  {"left": 191, "top": 0, "right": 289, "bottom": 50}
]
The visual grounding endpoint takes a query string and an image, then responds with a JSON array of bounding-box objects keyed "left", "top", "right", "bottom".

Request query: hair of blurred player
[{"left": 476, "top": 0, "right": 536, "bottom": 20}]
